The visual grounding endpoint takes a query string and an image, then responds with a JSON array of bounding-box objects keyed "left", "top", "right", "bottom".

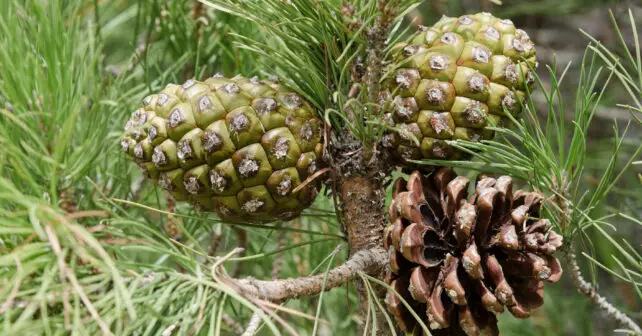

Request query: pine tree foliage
[{"left": 0, "top": 0, "right": 640, "bottom": 335}]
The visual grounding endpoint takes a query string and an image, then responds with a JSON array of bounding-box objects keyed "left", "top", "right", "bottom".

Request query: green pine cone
[
  {"left": 384, "top": 12, "right": 536, "bottom": 165},
  {"left": 121, "top": 75, "right": 324, "bottom": 223}
]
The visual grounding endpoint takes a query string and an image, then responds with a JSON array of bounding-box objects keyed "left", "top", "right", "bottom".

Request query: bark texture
[
  {"left": 340, "top": 176, "right": 387, "bottom": 253},
  {"left": 340, "top": 174, "right": 391, "bottom": 335},
  {"left": 330, "top": 133, "right": 393, "bottom": 335}
]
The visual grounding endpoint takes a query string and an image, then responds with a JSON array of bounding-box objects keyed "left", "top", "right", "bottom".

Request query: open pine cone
[{"left": 384, "top": 168, "right": 563, "bottom": 335}]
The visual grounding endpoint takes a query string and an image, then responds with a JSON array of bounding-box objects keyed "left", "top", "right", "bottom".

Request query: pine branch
[
  {"left": 224, "top": 247, "right": 387, "bottom": 302},
  {"left": 566, "top": 252, "right": 642, "bottom": 334}
]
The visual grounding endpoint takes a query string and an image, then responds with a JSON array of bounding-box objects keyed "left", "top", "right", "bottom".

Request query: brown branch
[
  {"left": 227, "top": 247, "right": 387, "bottom": 302},
  {"left": 234, "top": 227, "right": 248, "bottom": 255},
  {"left": 566, "top": 252, "right": 641, "bottom": 333}
]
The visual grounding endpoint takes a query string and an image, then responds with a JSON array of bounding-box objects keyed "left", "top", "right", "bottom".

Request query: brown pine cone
[{"left": 384, "top": 167, "right": 563, "bottom": 335}]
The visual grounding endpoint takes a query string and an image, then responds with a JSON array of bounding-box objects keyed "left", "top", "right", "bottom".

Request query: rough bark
[
  {"left": 339, "top": 173, "right": 391, "bottom": 335},
  {"left": 327, "top": 129, "right": 393, "bottom": 335},
  {"left": 340, "top": 176, "right": 387, "bottom": 253}
]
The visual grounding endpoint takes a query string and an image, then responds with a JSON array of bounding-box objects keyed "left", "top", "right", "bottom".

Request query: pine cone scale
[
  {"left": 443, "top": 255, "right": 467, "bottom": 305},
  {"left": 409, "top": 266, "right": 437, "bottom": 303},
  {"left": 427, "top": 282, "right": 451, "bottom": 329},
  {"left": 462, "top": 242, "right": 483, "bottom": 279}
]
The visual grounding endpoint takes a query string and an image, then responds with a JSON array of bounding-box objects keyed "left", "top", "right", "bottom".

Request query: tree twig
[
  {"left": 338, "top": 175, "right": 390, "bottom": 335},
  {"left": 221, "top": 247, "right": 387, "bottom": 302},
  {"left": 241, "top": 312, "right": 262, "bottom": 336},
  {"left": 566, "top": 252, "right": 642, "bottom": 333}
]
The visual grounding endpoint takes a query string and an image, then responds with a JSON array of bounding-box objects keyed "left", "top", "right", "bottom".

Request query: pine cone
[
  {"left": 383, "top": 13, "right": 537, "bottom": 167},
  {"left": 120, "top": 75, "right": 324, "bottom": 223},
  {"left": 384, "top": 168, "right": 563, "bottom": 335}
]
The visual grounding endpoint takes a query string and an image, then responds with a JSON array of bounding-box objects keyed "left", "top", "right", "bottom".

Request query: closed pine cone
[
  {"left": 120, "top": 75, "right": 324, "bottom": 223},
  {"left": 383, "top": 13, "right": 537, "bottom": 166}
]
